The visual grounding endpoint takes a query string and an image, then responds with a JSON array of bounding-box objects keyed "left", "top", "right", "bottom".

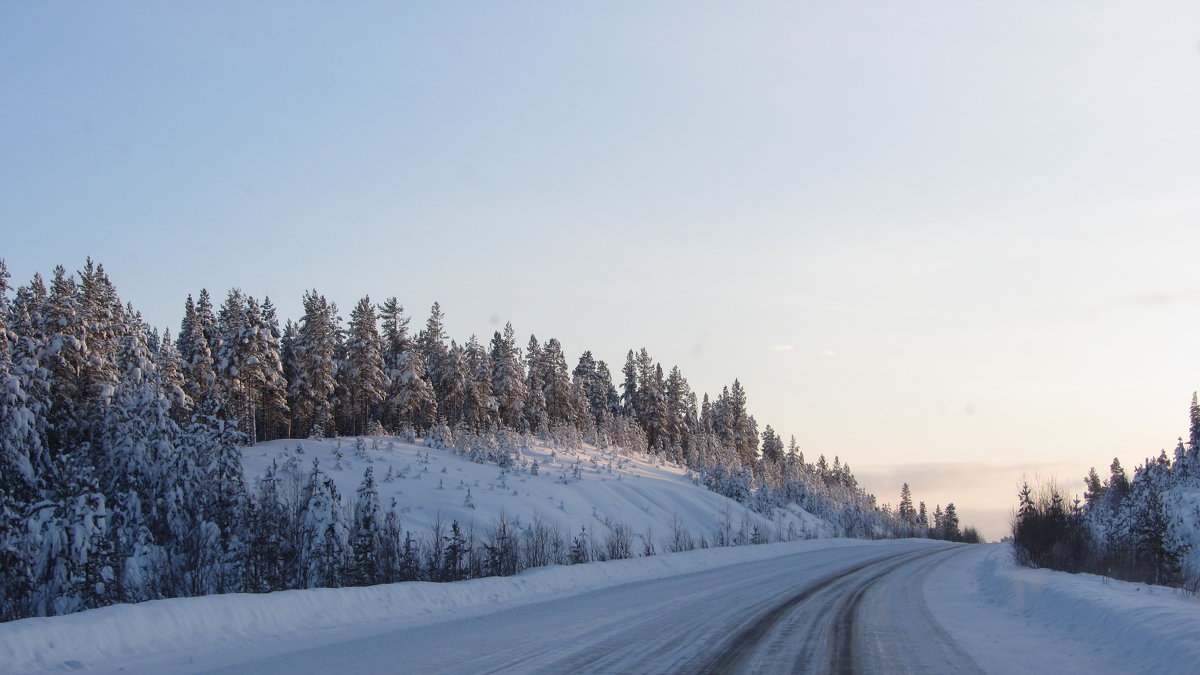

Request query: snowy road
[
  {"left": 11, "top": 539, "right": 1200, "bottom": 673},
  {"left": 199, "top": 541, "right": 978, "bottom": 674}
]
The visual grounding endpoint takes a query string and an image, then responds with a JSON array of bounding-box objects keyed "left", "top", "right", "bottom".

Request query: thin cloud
[
  {"left": 819, "top": 349, "right": 836, "bottom": 357},
  {"left": 771, "top": 344, "right": 795, "bottom": 352}
]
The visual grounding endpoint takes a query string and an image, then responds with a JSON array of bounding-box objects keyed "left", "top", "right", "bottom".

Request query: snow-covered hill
[{"left": 243, "top": 432, "right": 831, "bottom": 557}]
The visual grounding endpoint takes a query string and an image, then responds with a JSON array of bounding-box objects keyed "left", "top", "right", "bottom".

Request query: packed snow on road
[{"left": 3, "top": 537, "right": 1199, "bottom": 674}]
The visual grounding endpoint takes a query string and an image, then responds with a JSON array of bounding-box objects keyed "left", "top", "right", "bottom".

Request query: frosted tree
[
  {"left": 897, "top": 483, "right": 916, "bottom": 529},
  {"left": 378, "top": 297, "right": 410, "bottom": 431},
  {"left": 253, "top": 297, "right": 290, "bottom": 441},
  {"left": 539, "top": 338, "right": 574, "bottom": 425},
  {"left": 290, "top": 290, "right": 339, "bottom": 438},
  {"left": 573, "top": 351, "right": 607, "bottom": 425},
  {"left": 348, "top": 467, "right": 382, "bottom": 586},
  {"left": 663, "top": 366, "right": 694, "bottom": 451},
  {"left": 438, "top": 341, "right": 468, "bottom": 426},
  {"left": 634, "top": 350, "right": 667, "bottom": 449},
  {"left": 760, "top": 425, "right": 784, "bottom": 464},
  {"left": 489, "top": 324, "right": 526, "bottom": 428},
  {"left": 523, "top": 335, "right": 547, "bottom": 431},
  {"left": 75, "top": 260, "right": 124, "bottom": 431},
  {"left": 0, "top": 260, "right": 40, "bottom": 500},
  {"left": 153, "top": 328, "right": 191, "bottom": 416},
  {"left": 391, "top": 349, "right": 437, "bottom": 431},
  {"left": 42, "top": 265, "right": 89, "bottom": 453},
  {"left": 177, "top": 294, "right": 216, "bottom": 407},
  {"left": 463, "top": 335, "right": 495, "bottom": 430},
  {"left": 596, "top": 361, "right": 621, "bottom": 418},
  {"left": 339, "top": 296, "right": 388, "bottom": 436},
  {"left": 100, "top": 324, "right": 178, "bottom": 498},
  {"left": 214, "top": 289, "right": 254, "bottom": 435},
  {"left": 298, "top": 460, "right": 347, "bottom": 588},
  {"left": 620, "top": 350, "right": 637, "bottom": 418},
  {"left": 417, "top": 302, "right": 448, "bottom": 402},
  {"left": 243, "top": 462, "right": 292, "bottom": 593}
]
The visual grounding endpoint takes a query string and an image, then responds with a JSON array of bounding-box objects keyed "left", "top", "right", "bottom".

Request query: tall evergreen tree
[
  {"left": 290, "top": 291, "right": 339, "bottom": 438},
  {"left": 349, "top": 467, "right": 382, "bottom": 586},
  {"left": 177, "top": 294, "right": 216, "bottom": 407},
  {"left": 339, "top": 296, "right": 388, "bottom": 436},
  {"left": 489, "top": 324, "right": 526, "bottom": 428}
]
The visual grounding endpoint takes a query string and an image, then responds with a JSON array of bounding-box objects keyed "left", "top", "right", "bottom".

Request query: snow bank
[
  {"left": 969, "top": 543, "right": 1200, "bottom": 672},
  {"left": 0, "top": 538, "right": 879, "bottom": 673}
]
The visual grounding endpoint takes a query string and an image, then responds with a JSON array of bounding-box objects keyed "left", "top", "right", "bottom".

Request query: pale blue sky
[{"left": 4, "top": 2, "right": 1199, "bottom": 538}]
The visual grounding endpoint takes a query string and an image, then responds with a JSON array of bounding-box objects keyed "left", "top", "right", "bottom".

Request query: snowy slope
[{"left": 242, "top": 434, "right": 831, "bottom": 550}]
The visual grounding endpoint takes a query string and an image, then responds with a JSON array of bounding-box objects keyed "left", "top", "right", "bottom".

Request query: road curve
[{"left": 192, "top": 541, "right": 981, "bottom": 675}]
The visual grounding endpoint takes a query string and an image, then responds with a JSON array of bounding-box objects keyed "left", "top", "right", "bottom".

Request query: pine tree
[
  {"left": 463, "top": 335, "right": 495, "bottom": 430},
  {"left": 339, "top": 297, "right": 388, "bottom": 436},
  {"left": 489, "top": 324, "right": 526, "bottom": 429},
  {"left": 620, "top": 350, "right": 637, "bottom": 418},
  {"left": 897, "top": 483, "right": 916, "bottom": 528},
  {"left": 253, "top": 297, "right": 290, "bottom": 441},
  {"left": 1083, "top": 467, "right": 1106, "bottom": 509},
  {"left": 177, "top": 294, "right": 217, "bottom": 407},
  {"left": 941, "top": 503, "right": 960, "bottom": 541},
  {"left": 417, "top": 302, "right": 448, "bottom": 402},
  {"left": 438, "top": 341, "right": 469, "bottom": 426},
  {"left": 540, "top": 338, "right": 574, "bottom": 425},
  {"left": 290, "top": 291, "right": 339, "bottom": 438},
  {"left": 349, "top": 467, "right": 382, "bottom": 586},
  {"left": 298, "top": 460, "right": 347, "bottom": 588},
  {"left": 760, "top": 425, "right": 784, "bottom": 464},
  {"left": 0, "top": 260, "right": 40, "bottom": 500},
  {"left": 391, "top": 349, "right": 438, "bottom": 431}
]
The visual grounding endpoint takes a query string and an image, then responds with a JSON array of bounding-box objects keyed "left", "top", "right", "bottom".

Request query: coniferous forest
[
  {"left": 0, "top": 259, "right": 972, "bottom": 622},
  {"left": 1011, "top": 397, "right": 1200, "bottom": 589}
]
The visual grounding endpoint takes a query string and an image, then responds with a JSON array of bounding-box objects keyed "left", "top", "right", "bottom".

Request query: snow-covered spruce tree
[
  {"left": 254, "top": 297, "right": 290, "bottom": 442},
  {"left": 348, "top": 467, "right": 382, "bottom": 586},
  {"left": 187, "top": 404, "right": 249, "bottom": 593},
  {"left": 635, "top": 351, "right": 667, "bottom": 451},
  {"left": 0, "top": 260, "right": 40, "bottom": 502},
  {"left": 338, "top": 297, "right": 388, "bottom": 437},
  {"left": 378, "top": 297, "right": 410, "bottom": 431},
  {"left": 243, "top": 461, "right": 293, "bottom": 593},
  {"left": 437, "top": 341, "right": 469, "bottom": 427},
  {"left": 177, "top": 292, "right": 217, "bottom": 409},
  {"left": 153, "top": 328, "right": 191, "bottom": 419},
  {"left": 760, "top": 425, "right": 784, "bottom": 465},
  {"left": 489, "top": 323, "right": 526, "bottom": 429},
  {"left": 539, "top": 338, "right": 575, "bottom": 427},
  {"left": 463, "top": 335, "right": 495, "bottom": 431},
  {"left": 523, "top": 335, "right": 548, "bottom": 433},
  {"left": 391, "top": 348, "right": 438, "bottom": 431},
  {"left": 897, "top": 483, "right": 916, "bottom": 532},
  {"left": 214, "top": 289, "right": 255, "bottom": 438},
  {"left": 290, "top": 291, "right": 339, "bottom": 439},
  {"left": 298, "top": 459, "right": 347, "bottom": 588},
  {"left": 417, "top": 302, "right": 449, "bottom": 404}
]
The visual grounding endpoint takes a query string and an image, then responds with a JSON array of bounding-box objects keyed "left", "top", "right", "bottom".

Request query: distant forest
[
  {"left": 1012, "top": 398, "right": 1200, "bottom": 589},
  {"left": 0, "top": 259, "right": 975, "bottom": 622}
]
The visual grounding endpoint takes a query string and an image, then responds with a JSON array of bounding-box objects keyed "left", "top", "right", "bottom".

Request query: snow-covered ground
[
  {"left": 929, "top": 543, "right": 1200, "bottom": 674},
  {"left": 243, "top": 434, "right": 830, "bottom": 549},
  {"left": 4, "top": 540, "right": 1200, "bottom": 673}
]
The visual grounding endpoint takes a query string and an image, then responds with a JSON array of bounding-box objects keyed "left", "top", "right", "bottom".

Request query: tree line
[{"left": 1011, "top": 394, "right": 1200, "bottom": 588}]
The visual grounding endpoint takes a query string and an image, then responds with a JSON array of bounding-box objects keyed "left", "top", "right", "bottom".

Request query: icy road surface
[
  {"left": 209, "top": 541, "right": 974, "bottom": 674},
  {"left": 8, "top": 539, "right": 1200, "bottom": 673}
]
